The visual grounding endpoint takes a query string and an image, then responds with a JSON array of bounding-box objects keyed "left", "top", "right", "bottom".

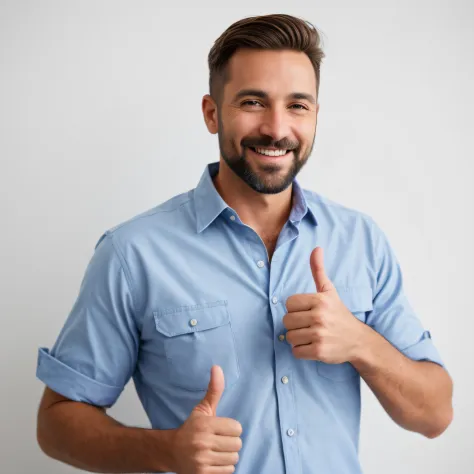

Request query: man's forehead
[{"left": 225, "top": 49, "right": 317, "bottom": 97}]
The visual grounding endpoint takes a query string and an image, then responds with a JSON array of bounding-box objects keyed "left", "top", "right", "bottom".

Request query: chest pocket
[
  {"left": 153, "top": 300, "right": 240, "bottom": 391},
  {"left": 315, "top": 285, "right": 373, "bottom": 382}
]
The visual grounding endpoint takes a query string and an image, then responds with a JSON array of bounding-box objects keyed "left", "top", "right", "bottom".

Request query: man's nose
[{"left": 258, "top": 108, "right": 291, "bottom": 143}]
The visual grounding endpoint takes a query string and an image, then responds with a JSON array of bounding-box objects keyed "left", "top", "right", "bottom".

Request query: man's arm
[
  {"left": 284, "top": 246, "right": 454, "bottom": 439},
  {"left": 37, "top": 387, "right": 174, "bottom": 473},
  {"left": 350, "top": 325, "right": 453, "bottom": 438}
]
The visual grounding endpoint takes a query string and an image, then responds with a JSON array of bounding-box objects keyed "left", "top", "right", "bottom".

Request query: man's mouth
[{"left": 248, "top": 147, "right": 291, "bottom": 157}]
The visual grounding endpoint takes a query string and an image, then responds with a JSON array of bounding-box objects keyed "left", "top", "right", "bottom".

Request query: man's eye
[
  {"left": 290, "top": 104, "right": 308, "bottom": 110},
  {"left": 241, "top": 100, "right": 263, "bottom": 107},
  {"left": 240, "top": 101, "right": 308, "bottom": 110}
]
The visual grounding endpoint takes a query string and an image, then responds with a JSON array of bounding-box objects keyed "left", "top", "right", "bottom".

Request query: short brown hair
[{"left": 208, "top": 14, "right": 325, "bottom": 105}]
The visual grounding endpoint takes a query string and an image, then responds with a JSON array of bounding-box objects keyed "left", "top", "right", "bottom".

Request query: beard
[{"left": 217, "top": 114, "right": 315, "bottom": 195}]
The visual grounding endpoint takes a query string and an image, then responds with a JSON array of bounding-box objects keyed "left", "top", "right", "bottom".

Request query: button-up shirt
[{"left": 37, "top": 161, "right": 445, "bottom": 474}]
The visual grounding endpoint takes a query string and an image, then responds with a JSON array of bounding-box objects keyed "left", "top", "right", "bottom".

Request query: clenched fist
[{"left": 169, "top": 365, "right": 243, "bottom": 474}]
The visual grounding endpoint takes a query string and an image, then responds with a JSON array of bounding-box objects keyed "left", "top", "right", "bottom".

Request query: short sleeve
[
  {"left": 36, "top": 232, "right": 139, "bottom": 407},
  {"left": 367, "top": 220, "right": 446, "bottom": 369}
]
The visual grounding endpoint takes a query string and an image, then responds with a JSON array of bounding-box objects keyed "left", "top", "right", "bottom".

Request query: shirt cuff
[
  {"left": 36, "top": 347, "right": 123, "bottom": 407},
  {"left": 401, "top": 331, "right": 446, "bottom": 369}
]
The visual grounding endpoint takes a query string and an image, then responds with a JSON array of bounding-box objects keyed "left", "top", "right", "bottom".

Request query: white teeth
[{"left": 255, "top": 148, "right": 287, "bottom": 157}]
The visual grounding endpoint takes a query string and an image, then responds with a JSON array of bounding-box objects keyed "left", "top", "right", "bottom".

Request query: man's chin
[
  {"left": 222, "top": 150, "right": 297, "bottom": 194},
  {"left": 247, "top": 169, "right": 295, "bottom": 194}
]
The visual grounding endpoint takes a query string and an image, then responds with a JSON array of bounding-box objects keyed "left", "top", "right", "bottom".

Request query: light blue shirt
[{"left": 37, "top": 161, "right": 445, "bottom": 474}]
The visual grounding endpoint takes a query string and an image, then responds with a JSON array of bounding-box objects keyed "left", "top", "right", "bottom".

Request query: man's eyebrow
[
  {"left": 233, "top": 89, "right": 316, "bottom": 105},
  {"left": 233, "top": 89, "right": 268, "bottom": 101},
  {"left": 289, "top": 92, "right": 316, "bottom": 105}
]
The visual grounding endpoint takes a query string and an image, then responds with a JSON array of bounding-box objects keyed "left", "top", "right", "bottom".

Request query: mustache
[{"left": 241, "top": 136, "right": 299, "bottom": 150}]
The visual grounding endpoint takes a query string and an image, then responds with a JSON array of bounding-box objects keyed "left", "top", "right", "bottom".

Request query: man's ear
[{"left": 202, "top": 94, "right": 218, "bottom": 134}]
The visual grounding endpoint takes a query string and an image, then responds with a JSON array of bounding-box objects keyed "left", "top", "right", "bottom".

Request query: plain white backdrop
[{"left": 1, "top": 0, "right": 473, "bottom": 472}]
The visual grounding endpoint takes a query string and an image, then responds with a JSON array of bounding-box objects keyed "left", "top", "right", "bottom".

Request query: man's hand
[
  {"left": 169, "top": 365, "right": 243, "bottom": 474},
  {"left": 283, "top": 247, "right": 365, "bottom": 363}
]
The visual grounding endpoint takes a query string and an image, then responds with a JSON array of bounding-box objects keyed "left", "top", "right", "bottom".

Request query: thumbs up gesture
[
  {"left": 169, "top": 365, "right": 243, "bottom": 474},
  {"left": 283, "top": 247, "right": 365, "bottom": 364}
]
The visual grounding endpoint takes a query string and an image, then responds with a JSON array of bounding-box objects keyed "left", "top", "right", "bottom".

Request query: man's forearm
[
  {"left": 350, "top": 323, "right": 453, "bottom": 438},
  {"left": 37, "top": 399, "right": 175, "bottom": 473}
]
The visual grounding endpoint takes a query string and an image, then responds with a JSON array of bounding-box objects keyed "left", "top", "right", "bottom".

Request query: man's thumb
[
  {"left": 192, "top": 365, "right": 225, "bottom": 417},
  {"left": 310, "top": 247, "right": 334, "bottom": 293}
]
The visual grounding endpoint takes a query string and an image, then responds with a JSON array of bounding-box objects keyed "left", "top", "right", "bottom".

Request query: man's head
[{"left": 202, "top": 14, "right": 325, "bottom": 194}]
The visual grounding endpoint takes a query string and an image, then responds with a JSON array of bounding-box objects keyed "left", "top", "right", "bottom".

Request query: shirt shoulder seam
[
  {"left": 108, "top": 233, "right": 139, "bottom": 318},
  {"left": 106, "top": 193, "right": 193, "bottom": 235}
]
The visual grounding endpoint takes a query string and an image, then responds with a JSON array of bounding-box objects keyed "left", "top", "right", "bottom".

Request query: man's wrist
[
  {"left": 147, "top": 427, "right": 178, "bottom": 473},
  {"left": 348, "top": 321, "right": 378, "bottom": 373}
]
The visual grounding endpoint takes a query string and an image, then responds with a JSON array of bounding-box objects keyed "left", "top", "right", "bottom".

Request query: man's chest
[{"left": 132, "top": 221, "right": 374, "bottom": 393}]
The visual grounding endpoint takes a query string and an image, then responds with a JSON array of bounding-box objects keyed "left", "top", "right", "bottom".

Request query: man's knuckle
[
  {"left": 192, "top": 437, "right": 209, "bottom": 452},
  {"left": 318, "top": 326, "right": 328, "bottom": 338},
  {"left": 320, "top": 296, "right": 331, "bottom": 310},
  {"left": 192, "top": 452, "right": 204, "bottom": 465},
  {"left": 234, "top": 421, "right": 243, "bottom": 436},
  {"left": 311, "top": 294, "right": 320, "bottom": 307},
  {"left": 314, "top": 345, "right": 324, "bottom": 359}
]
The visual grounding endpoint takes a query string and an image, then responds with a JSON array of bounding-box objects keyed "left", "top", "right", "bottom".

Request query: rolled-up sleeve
[
  {"left": 367, "top": 220, "right": 446, "bottom": 369},
  {"left": 36, "top": 231, "right": 139, "bottom": 407}
]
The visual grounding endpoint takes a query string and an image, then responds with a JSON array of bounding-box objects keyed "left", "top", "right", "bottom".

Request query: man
[{"left": 36, "top": 13, "right": 453, "bottom": 474}]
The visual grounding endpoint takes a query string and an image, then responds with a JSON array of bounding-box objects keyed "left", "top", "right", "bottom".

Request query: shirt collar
[{"left": 194, "top": 161, "right": 318, "bottom": 233}]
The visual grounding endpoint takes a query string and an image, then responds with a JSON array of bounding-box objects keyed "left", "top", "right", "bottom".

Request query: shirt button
[
  {"left": 189, "top": 319, "right": 198, "bottom": 327},
  {"left": 281, "top": 376, "right": 289, "bottom": 384},
  {"left": 257, "top": 260, "right": 265, "bottom": 268},
  {"left": 271, "top": 296, "right": 278, "bottom": 304},
  {"left": 287, "top": 428, "right": 295, "bottom": 437},
  {"left": 230, "top": 215, "right": 236, "bottom": 221},
  {"left": 278, "top": 334, "right": 285, "bottom": 341}
]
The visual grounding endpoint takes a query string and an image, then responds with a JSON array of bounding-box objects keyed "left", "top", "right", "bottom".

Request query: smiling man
[{"left": 36, "top": 14, "right": 453, "bottom": 474}]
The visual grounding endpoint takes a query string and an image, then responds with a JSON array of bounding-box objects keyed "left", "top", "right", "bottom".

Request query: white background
[{"left": 1, "top": 0, "right": 473, "bottom": 472}]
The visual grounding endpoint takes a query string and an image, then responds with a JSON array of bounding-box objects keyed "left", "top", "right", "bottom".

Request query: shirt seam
[
  {"left": 370, "top": 218, "right": 382, "bottom": 294},
  {"left": 368, "top": 218, "right": 376, "bottom": 263},
  {"left": 107, "top": 195, "right": 193, "bottom": 234},
  {"left": 109, "top": 233, "right": 139, "bottom": 319}
]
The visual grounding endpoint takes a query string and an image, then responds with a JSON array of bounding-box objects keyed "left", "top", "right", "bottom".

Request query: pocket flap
[
  {"left": 335, "top": 285, "right": 373, "bottom": 313},
  {"left": 153, "top": 300, "right": 230, "bottom": 337}
]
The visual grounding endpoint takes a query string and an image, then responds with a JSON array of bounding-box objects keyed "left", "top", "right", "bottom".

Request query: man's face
[{"left": 217, "top": 48, "right": 319, "bottom": 194}]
